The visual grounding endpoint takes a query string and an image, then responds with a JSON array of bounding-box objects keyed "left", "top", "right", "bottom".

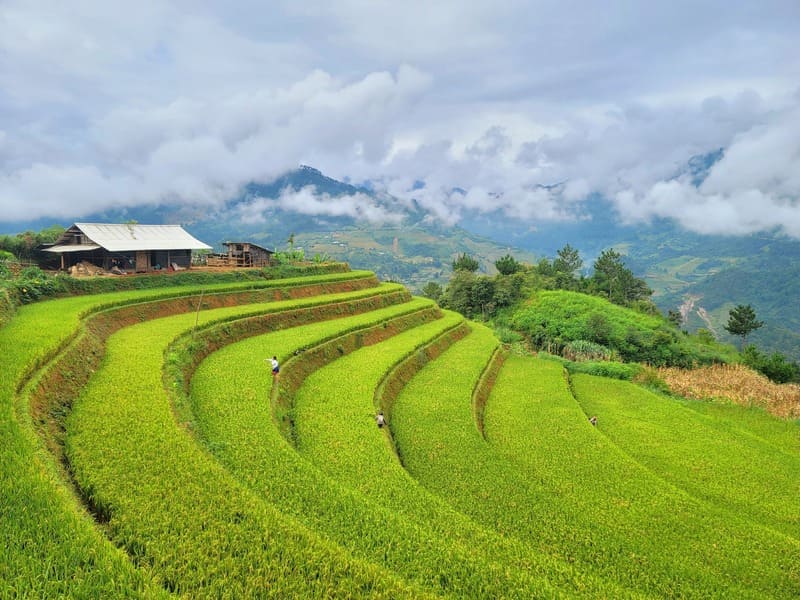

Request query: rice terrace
[{"left": 2, "top": 262, "right": 799, "bottom": 598}]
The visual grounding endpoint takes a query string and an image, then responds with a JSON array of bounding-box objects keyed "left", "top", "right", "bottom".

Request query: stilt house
[
  {"left": 44, "top": 223, "right": 212, "bottom": 273},
  {"left": 207, "top": 242, "right": 275, "bottom": 268}
]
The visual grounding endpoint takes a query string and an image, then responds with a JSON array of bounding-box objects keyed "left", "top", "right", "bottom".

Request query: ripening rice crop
[
  {"left": 572, "top": 373, "right": 800, "bottom": 544},
  {"left": 392, "top": 331, "right": 800, "bottom": 598},
  {"left": 64, "top": 287, "right": 431, "bottom": 597},
  {"left": 1, "top": 293, "right": 187, "bottom": 597},
  {"left": 191, "top": 306, "right": 570, "bottom": 598},
  {"left": 2, "top": 273, "right": 400, "bottom": 597},
  {"left": 290, "top": 321, "right": 627, "bottom": 598},
  {"left": 489, "top": 357, "right": 800, "bottom": 597}
]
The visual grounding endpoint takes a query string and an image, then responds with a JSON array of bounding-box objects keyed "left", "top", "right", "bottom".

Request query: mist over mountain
[{"left": 3, "top": 163, "right": 799, "bottom": 361}]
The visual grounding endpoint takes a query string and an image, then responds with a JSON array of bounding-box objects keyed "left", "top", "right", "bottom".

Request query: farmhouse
[
  {"left": 44, "top": 222, "right": 212, "bottom": 273},
  {"left": 206, "top": 241, "right": 275, "bottom": 268}
]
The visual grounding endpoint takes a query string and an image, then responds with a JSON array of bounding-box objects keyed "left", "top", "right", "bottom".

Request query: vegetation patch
[
  {"left": 186, "top": 305, "right": 565, "bottom": 598},
  {"left": 658, "top": 362, "right": 800, "bottom": 420},
  {"left": 27, "top": 276, "right": 396, "bottom": 473},
  {"left": 286, "top": 316, "right": 609, "bottom": 597},
  {"left": 512, "top": 289, "right": 732, "bottom": 366},
  {"left": 172, "top": 296, "right": 436, "bottom": 441},
  {"left": 375, "top": 314, "right": 471, "bottom": 421}
]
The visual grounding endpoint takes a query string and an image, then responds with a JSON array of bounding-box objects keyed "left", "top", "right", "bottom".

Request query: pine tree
[{"left": 724, "top": 304, "right": 763, "bottom": 348}]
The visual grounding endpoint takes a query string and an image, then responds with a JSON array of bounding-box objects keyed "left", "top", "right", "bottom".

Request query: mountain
[{"left": 3, "top": 164, "right": 799, "bottom": 360}]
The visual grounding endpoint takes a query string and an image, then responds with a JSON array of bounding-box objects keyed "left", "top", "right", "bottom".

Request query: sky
[{"left": 1, "top": 0, "right": 799, "bottom": 236}]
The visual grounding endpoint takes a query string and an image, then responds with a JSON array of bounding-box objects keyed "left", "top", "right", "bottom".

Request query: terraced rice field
[{"left": 2, "top": 269, "right": 799, "bottom": 597}]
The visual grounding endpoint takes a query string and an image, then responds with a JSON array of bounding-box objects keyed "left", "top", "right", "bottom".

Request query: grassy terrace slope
[
  {"left": 0, "top": 271, "right": 392, "bottom": 597},
  {"left": 5, "top": 266, "right": 799, "bottom": 597},
  {"left": 571, "top": 374, "right": 800, "bottom": 541},
  {"left": 392, "top": 335, "right": 800, "bottom": 598},
  {"left": 65, "top": 285, "right": 425, "bottom": 597},
  {"left": 190, "top": 309, "right": 558, "bottom": 598},
  {"left": 289, "top": 322, "right": 624, "bottom": 598},
  {"left": 486, "top": 356, "right": 800, "bottom": 598}
]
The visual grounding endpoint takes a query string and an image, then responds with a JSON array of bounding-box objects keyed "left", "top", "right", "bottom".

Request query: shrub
[
  {"left": 565, "top": 359, "right": 640, "bottom": 380},
  {"left": 561, "top": 339, "right": 613, "bottom": 362},
  {"left": 495, "top": 326, "right": 523, "bottom": 344},
  {"left": 632, "top": 365, "right": 671, "bottom": 393},
  {"left": 741, "top": 345, "right": 800, "bottom": 384},
  {"left": 14, "top": 266, "right": 64, "bottom": 304}
]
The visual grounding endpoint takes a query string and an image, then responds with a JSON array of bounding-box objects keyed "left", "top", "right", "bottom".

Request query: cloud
[
  {"left": 236, "top": 185, "right": 404, "bottom": 225},
  {"left": 1, "top": 0, "right": 799, "bottom": 238},
  {"left": 612, "top": 103, "right": 800, "bottom": 236},
  {"left": 0, "top": 55, "right": 430, "bottom": 221}
]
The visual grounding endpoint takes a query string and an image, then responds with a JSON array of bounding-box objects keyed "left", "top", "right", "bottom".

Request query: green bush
[
  {"left": 495, "top": 326, "right": 523, "bottom": 344},
  {"left": 741, "top": 345, "right": 800, "bottom": 383},
  {"left": 14, "top": 266, "right": 64, "bottom": 304},
  {"left": 562, "top": 339, "right": 613, "bottom": 361},
  {"left": 565, "top": 359, "right": 640, "bottom": 380},
  {"left": 0, "top": 287, "right": 14, "bottom": 327},
  {"left": 632, "top": 365, "right": 672, "bottom": 393}
]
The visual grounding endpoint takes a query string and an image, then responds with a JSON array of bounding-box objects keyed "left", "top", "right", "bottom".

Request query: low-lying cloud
[
  {"left": 237, "top": 185, "right": 404, "bottom": 225},
  {"left": 1, "top": 1, "right": 798, "bottom": 239}
]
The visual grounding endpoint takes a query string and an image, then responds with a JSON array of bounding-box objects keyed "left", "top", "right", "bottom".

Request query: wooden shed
[
  {"left": 207, "top": 242, "right": 275, "bottom": 268},
  {"left": 43, "top": 223, "right": 212, "bottom": 273}
]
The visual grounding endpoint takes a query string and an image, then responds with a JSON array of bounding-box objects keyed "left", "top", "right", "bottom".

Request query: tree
[
  {"left": 553, "top": 244, "right": 583, "bottom": 290},
  {"left": 724, "top": 304, "right": 763, "bottom": 348},
  {"left": 494, "top": 254, "right": 521, "bottom": 275},
  {"left": 553, "top": 244, "right": 582, "bottom": 275},
  {"left": 421, "top": 281, "right": 443, "bottom": 304},
  {"left": 590, "top": 248, "right": 651, "bottom": 305},
  {"left": 442, "top": 270, "right": 476, "bottom": 315},
  {"left": 472, "top": 276, "right": 495, "bottom": 320},
  {"left": 452, "top": 253, "right": 479, "bottom": 272},
  {"left": 667, "top": 309, "right": 683, "bottom": 328}
]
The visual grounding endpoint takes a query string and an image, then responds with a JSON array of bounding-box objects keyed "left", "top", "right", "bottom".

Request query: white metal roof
[
  {"left": 72, "top": 223, "right": 212, "bottom": 252},
  {"left": 44, "top": 244, "right": 102, "bottom": 253}
]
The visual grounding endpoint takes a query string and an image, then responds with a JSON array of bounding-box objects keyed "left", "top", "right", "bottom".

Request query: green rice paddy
[{"left": 2, "top": 271, "right": 798, "bottom": 597}]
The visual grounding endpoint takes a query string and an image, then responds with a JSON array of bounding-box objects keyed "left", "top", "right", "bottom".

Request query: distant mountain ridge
[{"left": 2, "top": 163, "right": 799, "bottom": 361}]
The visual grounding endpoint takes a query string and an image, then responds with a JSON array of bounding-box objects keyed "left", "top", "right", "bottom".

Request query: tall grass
[
  {"left": 1, "top": 295, "right": 169, "bottom": 597},
  {"left": 1, "top": 271, "right": 388, "bottom": 596},
  {"left": 489, "top": 357, "right": 800, "bottom": 597},
  {"left": 190, "top": 307, "right": 561, "bottom": 597}
]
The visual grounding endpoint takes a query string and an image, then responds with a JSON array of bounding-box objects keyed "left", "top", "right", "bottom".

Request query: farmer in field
[
  {"left": 589, "top": 416, "right": 597, "bottom": 426},
  {"left": 376, "top": 411, "right": 385, "bottom": 428},
  {"left": 268, "top": 356, "right": 280, "bottom": 379}
]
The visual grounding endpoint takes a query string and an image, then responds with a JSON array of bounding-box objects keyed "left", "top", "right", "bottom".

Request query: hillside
[
  {"left": 3, "top": 268, "right": 799, "bottom": 597},
  {"left": 506, "top": 288, "right": 738, "bottom": 368}
]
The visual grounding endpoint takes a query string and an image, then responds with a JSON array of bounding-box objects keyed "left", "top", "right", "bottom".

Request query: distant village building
[
  {"left": 206, "top": 242, "right": 275, "bottom": 268},
  {"left": 43, "top": 223, "right": 212, "bottom": 273}
]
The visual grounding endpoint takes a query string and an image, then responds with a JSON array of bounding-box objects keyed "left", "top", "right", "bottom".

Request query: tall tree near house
[{"left": 724, "top": 303, "right": 764, "bottom": 348}]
